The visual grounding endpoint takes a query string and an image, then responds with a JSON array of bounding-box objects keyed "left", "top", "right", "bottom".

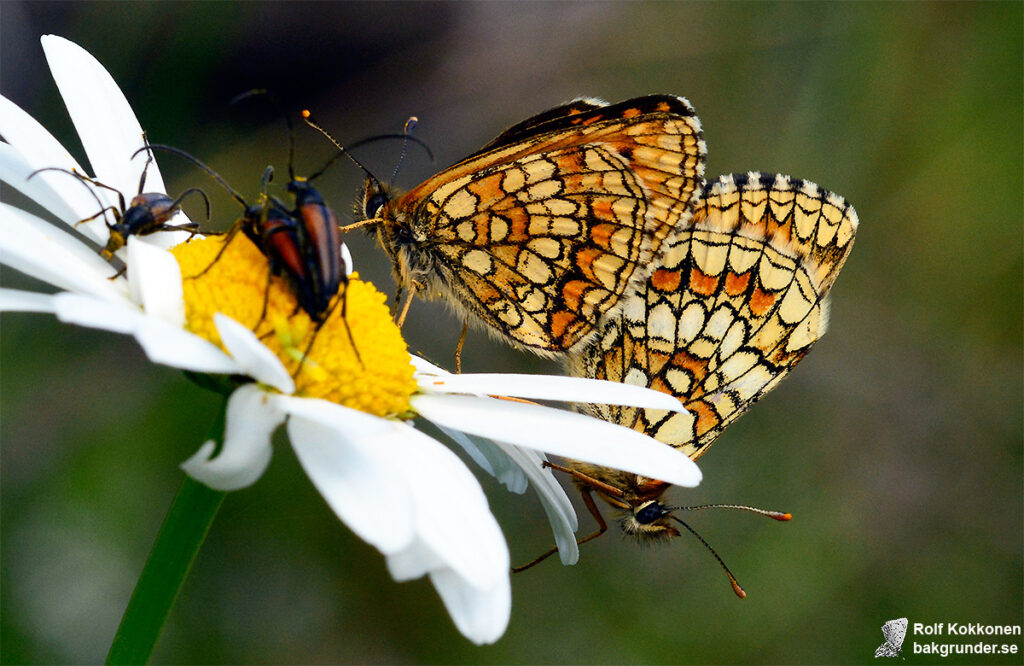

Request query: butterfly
[
  {"left": 354, "top": 95, "right": 706, "bottom": 355},
  {"left": 874, "top": 617, "right": 908, "bottom": 658},
  {"left": 536, "top": 172, "right": 857, "bottom": 591}
]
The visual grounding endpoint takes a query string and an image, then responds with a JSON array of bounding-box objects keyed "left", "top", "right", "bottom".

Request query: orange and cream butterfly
[
  {"left": 353, "top": 95, "right": 706, "bottom": 355},
  {"left": 540, "top": 172, "right": 857, "bottom": 594}
]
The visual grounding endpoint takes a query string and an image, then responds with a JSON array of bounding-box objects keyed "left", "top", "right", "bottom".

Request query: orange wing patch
[{"left": 570, "top": 172, "right": 858, "bottom": 459}]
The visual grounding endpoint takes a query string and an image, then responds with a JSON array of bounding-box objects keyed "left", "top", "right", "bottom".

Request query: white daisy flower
[{"left": 0, "top": 35, "right": 702, "bottom": 646}]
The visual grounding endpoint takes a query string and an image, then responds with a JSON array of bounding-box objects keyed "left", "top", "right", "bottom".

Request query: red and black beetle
[{"left": 142, "top": 144, "right": 347, "bottom": 327}]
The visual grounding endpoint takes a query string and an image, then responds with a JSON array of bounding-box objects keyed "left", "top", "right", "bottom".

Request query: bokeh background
[{"left": 2, "top": 2, "right": 1021, "bottom": 664}]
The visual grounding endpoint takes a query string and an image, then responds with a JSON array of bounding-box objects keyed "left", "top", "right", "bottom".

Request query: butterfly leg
[
  {"left": 394, "top": 279, "right": 422, "bottom": 328},
  {"left": 511, "top": 461, "right": 620, "bottom": 573},
  {"left": 454, "top": 318, "right": 469, "bottom": 374}
]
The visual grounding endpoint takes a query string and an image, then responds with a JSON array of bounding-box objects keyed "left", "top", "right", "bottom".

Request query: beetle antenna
[
  {"left": 28, "top": 166, "right": 117, "bottom": 226},
  {"left": 231, "top": 88, "right": 297, "bottom": 182},
  {"left": 139, "top": 144, "right": 250, "bottom": 210}
]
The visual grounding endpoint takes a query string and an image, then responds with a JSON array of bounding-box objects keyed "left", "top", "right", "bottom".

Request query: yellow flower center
[{"left": 171, "top": 235, "right": 415, "bottom": 416}]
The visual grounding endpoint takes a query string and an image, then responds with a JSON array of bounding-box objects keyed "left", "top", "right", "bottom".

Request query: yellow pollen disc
[{"left": 171, "top": 235, "right": 416, "bottom": 416}]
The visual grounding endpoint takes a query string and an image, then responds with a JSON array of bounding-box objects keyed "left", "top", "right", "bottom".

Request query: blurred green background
[{"left": 2, "top": 2, "right": 1021, "bottom": 663}]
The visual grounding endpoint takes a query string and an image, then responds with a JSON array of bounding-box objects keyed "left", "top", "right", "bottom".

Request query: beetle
[
  {"left": 31, "top": 145, "right": 208, "bottom": 260},
  {"left": 142, "top": 144, "right": 347, "bottom": 327}
]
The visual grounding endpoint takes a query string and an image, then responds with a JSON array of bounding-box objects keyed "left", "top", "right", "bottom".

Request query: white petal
[
  {"left": 0, "top": 142, "right": 81, "bottom": 225},
  {"left": 0, "top": 203, "right": 130, "bottom": 303},
  {"left": 409, "top": 355, "right": 454, "bottom": 376},
  {"left": 429, "top": 567, "right": 511, "bottom": 645},
  {"left": 385, "top": 538, "right": 445, "bottom": 581},
  {"left": 214, "top": 314, "right": 294, "bottom": 394},
  {"left": 411, "top": 394, "right": 702, "bottom": 488},
  {"left": 341, "top": 242, "right": 353, "bottom": 276},
  {"left": 278, "top": 396, "right": 416, "bottom": 553},
  {"left": 50, "top": 292, "right": 240, "bottom": 373},
  {"left": 42, "top": 35, "right": 167, "bottom": 203},
  {"left": 419, "top": 372, "right": 686, "bottom": 412},
  {"left": 53, "top": 292, "right": 144, "bottom": 334},
  {"left": 434, "top": 424, "right": 528, "bottom": 493},
  {"left": 495, "top": 443, "right": 579, "bottom": 565},
  {"left": 126, "top": 237, "right": 184, "bottom": 326},
  {"left": 387, "top": 425, "right": 509, "bottom": 590},
  {"left": 0, "top": 200, "right": 114, "bottom": 273},
  {"left": 180, "top": 384, "right": 282, "bottom": 491},
  {"left": 0, "top": 93, "right": 112, "bottom": 242},
  {"left": 0, "top": 288, "right": 57, "bottom": 313},
  {"left": 133, "top": 317, "right": 240, "bottom": 373}
]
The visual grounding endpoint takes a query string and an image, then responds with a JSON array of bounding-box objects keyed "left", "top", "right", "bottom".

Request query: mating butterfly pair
[{"left": 353, "top": 94, "right": 858, "bottom": 584}]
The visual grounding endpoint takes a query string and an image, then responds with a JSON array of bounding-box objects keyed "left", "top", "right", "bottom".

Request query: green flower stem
[{"left": 106, "top": 399, "right": 229, "bottom": 665}]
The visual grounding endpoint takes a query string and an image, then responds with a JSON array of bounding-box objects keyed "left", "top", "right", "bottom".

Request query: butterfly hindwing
[{"left": 570, "top": 172, "right": 858, "bottom": 459}]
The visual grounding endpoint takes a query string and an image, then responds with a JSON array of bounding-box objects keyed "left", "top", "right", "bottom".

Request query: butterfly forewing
[
  {"left": 570, "top": 172, "right": 858, "bottom": 459},
  {"left": 375, "top": 95, "right": 706, "bottom": 353}
]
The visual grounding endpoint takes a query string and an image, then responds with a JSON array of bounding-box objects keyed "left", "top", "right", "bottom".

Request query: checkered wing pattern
[
  {"left": 374, "top": 95, "right": 706, "bottom": 353},
  {"left": 570, "top": 172, "right": 858, "bottom": 459}
]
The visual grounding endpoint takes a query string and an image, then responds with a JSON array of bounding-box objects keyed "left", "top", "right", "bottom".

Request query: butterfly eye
[
  {"left": 364, "top": 192, "right": 388, "bottom": 219},
  {"left": 395, "top": 224, "right": 414, "bottom": 243},
  {"left": 634, "top": 501, "right": 665, "bottom": 525}
]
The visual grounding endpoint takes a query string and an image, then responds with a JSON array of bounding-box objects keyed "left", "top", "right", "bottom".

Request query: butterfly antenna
[
  {"left": 231, "top": 89, "right": 296, "bottom": 182},
  {"left": 300, "top": 109, "right": 383, "bottom": 186},
  {"left": 140, "top": 144, "right": 250, "bottom": 210},
  {"left": 346, "top": 132, "right": 435, "bottom": 164},
  {"left": 390, "top": 116, "right": 418, "bottom": 182},
  {"left": 669, "top": 503, "right": 793, "bottom": 521},
  {"left": 668, "top": 514, "right": 747, "bottom": 599}
]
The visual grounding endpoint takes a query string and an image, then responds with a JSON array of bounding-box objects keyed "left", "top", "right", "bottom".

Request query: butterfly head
[
  {"left": 572, "top": 463, "right": 680, "bottom": 543},
  {"left": 619, "top": 499, "right": 681, "bottom": 542},
  {"left": 356, "top": 177, "right": 434, "bottom": 285}
]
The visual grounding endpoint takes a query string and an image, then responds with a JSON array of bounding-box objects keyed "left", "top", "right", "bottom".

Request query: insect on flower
[
  {"left": 144, "top": 116, "right": 348, "bottom": 331},
  {"left": 346, "top": 95, "right": 707, "bottom": 354},
  {"left": 525, "top": 172, "right": 859, "bottom": 597},
  {"left": 30, "top": 142, "right": 208, "bottom": 261}
]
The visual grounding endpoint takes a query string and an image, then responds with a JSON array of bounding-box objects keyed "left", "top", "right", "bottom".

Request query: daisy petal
[
  {"left": 278, "top": 396, "right": 416, "bottom": 553},
  {"left": 385, "top": 539, "right": 445, "bottom": 581},
  {"left": 126, "top": 238, "right": 185, "bottom": 326},
  {"left": 181, "top": 384, "right": 282, "bottom": 491},
  {"left": 411, "top": 394, "right": 702, "bottom": 488},
  {"left": 420, "top": 372, "right": 686, "bottom": 412},
  {"left": 0, "top": 93, "right": 112, "bottom": 241},
  {"left": 133, "top": 316, "right": 240, "bottom": 374},
  {"left": 0, "top": 142, "right": 81, "bottom": 224},
  {"left": 341, "top": 242, "right": 353, "bottom": 276},
  {"left": 434, "top": 424, "right": 528, "bottom": 493},
  {"left": 214, "top": 314, "right": 294, "bottom": 394},
  {"left": 0, "top": 203, "right": 129, "bottom": 302},
  {"left": 0, "top": 288, "right": 57, "bottom": 313},
  {"left": 429, "top": 567, "right": 511, "bottom": 645},
  {"left": 388, "top": 425, "right": 509, "bottom": 589},
  {"left": 496, "top": 443, "right": 579, "bottom": 564},
  {"left": 42, "top": 35, "right": 165, "bottom": 203},
  {"left": 53, "top": 292, "right": 144, "bottom": 334},
  {"left": 50, "top": 291, "right": 240, "bottom": 372}
]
